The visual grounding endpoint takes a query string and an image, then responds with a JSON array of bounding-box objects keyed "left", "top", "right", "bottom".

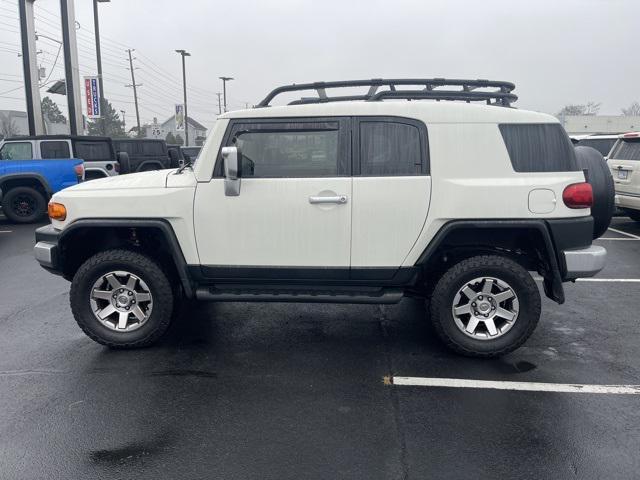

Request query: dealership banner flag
[
  {"left": 175, "top": 104, "right": 185, "bottom": 131},
  {"left": 84, "top": 76, "right": 101, "bottom": 119}
]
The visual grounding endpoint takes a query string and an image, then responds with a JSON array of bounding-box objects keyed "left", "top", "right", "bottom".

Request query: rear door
[
  {"left": 608, "top": 136, "right": 640, "bottom": 196},
  {"left": 351, "top": 117, "right": 431, "bottom": 275}
]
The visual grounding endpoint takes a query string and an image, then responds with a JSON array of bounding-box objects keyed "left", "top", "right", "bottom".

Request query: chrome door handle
[{"left": 309, "top": 195, "right": 348, "bottom": 205}]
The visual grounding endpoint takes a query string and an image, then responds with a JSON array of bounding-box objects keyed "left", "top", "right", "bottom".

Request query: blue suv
[{"left": 0, "top": 140, "right": 84, "bottom": 223}]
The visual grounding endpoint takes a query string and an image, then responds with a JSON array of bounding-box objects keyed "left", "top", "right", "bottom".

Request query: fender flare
[
  {"left": 57, "top": 218, "right": 194, "bottom": 298},
  {"left": 0, "top": 173, "right": 52, "bottom": 196},
  {"left": 415, "top": 219, "right": 565, "bottom": 304}
]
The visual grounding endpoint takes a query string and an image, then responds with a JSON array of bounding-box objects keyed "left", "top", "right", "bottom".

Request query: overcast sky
[{"left": 0, "top": 0, "right": 638, "bottom": 129}]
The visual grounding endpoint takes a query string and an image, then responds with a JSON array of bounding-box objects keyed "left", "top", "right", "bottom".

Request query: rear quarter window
[
  {"left": 73, "top": 141, "right": 112, "bottom": 162},
  {"left": 611, "top": 139, "right": 640, "bottom": 161},
  {"left": 499, "top": 123, "right": 578, "bottom": 172}
]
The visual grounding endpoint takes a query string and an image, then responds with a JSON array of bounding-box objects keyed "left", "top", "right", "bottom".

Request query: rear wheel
[
  {"left": 430, "top": 255, "right": 541, "bottom": 357},
  {"left": 70, "top": 249, "right": 175, "bottom": 348},
  {"left": 1, "top": 186, "right": 47, "bottom": 223}
]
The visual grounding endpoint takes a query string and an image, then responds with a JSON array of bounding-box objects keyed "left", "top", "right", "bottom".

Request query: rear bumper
[
  {"left": 562, "top": 245, "right": 606, "bottom": 280},
  {"left": 614, "top": 192, "right": 640, "bottom": 211}
]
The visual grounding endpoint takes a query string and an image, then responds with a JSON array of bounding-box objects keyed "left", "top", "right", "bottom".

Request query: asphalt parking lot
[{"left": 1, "top": 216, "right": 639, "bottom": 480}]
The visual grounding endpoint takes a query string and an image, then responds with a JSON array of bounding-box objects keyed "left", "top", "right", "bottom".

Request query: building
[
  {"left": 143, "top": 115, "right": 208, "bottom": 146},
  {"left": 560, "top": 115, "right": 640, "bottom": 135},
  {"left": 0, "top": 110, "right": 69, "bottom": 138}
]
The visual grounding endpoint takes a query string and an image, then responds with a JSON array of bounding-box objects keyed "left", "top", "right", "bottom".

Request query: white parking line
[
  {"left": 598, "top": 237, "right": 638, "bottom": 241},
  {"left": 533, "top": 276, "right": 640, "bottom": 283},
  {"left": 608, "top": 227, "right": 640, "bottom": 240},
  {"left": 389, "top": 377, "right": 640, "bottom": 395},
  {"left": 0, "top": 230, "right": 12, "bottom": 233}
]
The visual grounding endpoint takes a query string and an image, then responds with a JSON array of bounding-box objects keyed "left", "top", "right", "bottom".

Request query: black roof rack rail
[{"left": 257, "top": 78, "right": 517, "bottom": 108}]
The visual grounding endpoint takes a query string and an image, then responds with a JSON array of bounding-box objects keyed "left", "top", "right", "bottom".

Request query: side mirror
[{"left": 222, "top": 146, "right": 241, "bottom": 196}]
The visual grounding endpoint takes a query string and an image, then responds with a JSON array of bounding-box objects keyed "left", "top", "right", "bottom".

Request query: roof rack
[{"left": 257, "top": 78, "right": 517, "bottom": 108}]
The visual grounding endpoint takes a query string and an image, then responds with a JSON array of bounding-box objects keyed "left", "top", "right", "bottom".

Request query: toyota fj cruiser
[{"left": 33, "top": 79, "right": 613, "bottom": 357}]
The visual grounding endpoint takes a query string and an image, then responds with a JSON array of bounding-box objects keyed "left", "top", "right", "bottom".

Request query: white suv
[
  {"left": 33, "top": 79, "right": 612, "bottom": 357},
  {"left": 608, "top": 132, "right": 640, "bottom": 221}
]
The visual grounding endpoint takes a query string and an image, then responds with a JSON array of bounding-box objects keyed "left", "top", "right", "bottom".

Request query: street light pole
[
  {"left": 175, "top": 49, "right": 190, "bottom": 145},
  {"left": 219, "top": 76, "right": 233, "bottom": 112},
  {"left": 93, "top": 0, "right": 109, "bottom": 135}
]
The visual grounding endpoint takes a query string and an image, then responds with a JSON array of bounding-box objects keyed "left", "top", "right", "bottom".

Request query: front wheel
[
  {"left": 70, "top": 249, "right": 175, "bottom": 348},
  {"left": 430, "top": 255, "right": 541, "bottom": 358},
  {"left": 1, "top": 186, "right": 46, "bottom": 223}
]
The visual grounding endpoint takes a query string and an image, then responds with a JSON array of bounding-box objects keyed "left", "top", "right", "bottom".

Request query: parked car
[
  {"left": 34, "top": 78, "right": 613, "bottom": 357},
  {"left": 181, "top": 146, "right": 201, "bottom": 163},
  {"left": 608, "top": 132, "right": 640, "bottom": 221},
  {"left": 0, "top": 135, "right": 120, "bottom": 181},
  {"left": 575, "top": 134, "right": 620, "bottom": 158},
  {"left": 0, "top": 140, "right": 83, "bottom": 222},
  {"left": 112, "top": 139, "right": 180, "bottom": 172}
]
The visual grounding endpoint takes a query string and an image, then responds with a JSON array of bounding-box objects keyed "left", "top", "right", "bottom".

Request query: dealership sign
[{"left": 84, "top": 76, "right": 101, "bottom": 119}]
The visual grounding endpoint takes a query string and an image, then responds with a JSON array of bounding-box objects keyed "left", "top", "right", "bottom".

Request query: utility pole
[
  {"left": 216, "top": 92, "right": 222, "bottom": 115},
  {"left": 125, "top": 49, "right": 141, "bottom": 136},
  {"left": 219, "top": 77, "right": 233, "bottom": 112},
  {"left": 60, "top": 0, "right": 84, "bottom": 135},
  {"left": 120, "top": 109, "right": 126, "bottom": 132},
  {"left": 175, "top": 49, "right": 190, "bottom": 145},
  {"left": 93, "top": 0, "right": 110, "bottom": 135},
  {"left": 18, "top": 0, "right": 44, "bottom": 135}
]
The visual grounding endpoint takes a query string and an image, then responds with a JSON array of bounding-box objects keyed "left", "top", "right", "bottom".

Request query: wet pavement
[{"left": 1, "top": 216, "right": 639, "bottom": 479}]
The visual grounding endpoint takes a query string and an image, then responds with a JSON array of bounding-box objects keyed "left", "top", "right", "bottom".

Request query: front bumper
[
  {"left": 34, "top": 225, "right": 62, "bottom": 273},
  {"left": 562, "top": 245, "right": 606, "bottom": 280},
  {"left": 34, "top": 241, "right": 58, "bottom": 268}
]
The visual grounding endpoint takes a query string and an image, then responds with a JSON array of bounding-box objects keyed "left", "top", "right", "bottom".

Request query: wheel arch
[
  {"left": 57, "top": 219, "right": 193, "bottom": 298},
  {"left": 0, "top": 173, "right": 51, "bottom": 197},
  {"left": 415, "top": 220, "right": 565, "bottom": 304}
]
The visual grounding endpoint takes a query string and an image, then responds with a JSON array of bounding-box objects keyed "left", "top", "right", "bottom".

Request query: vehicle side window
[
  {"left": 114, "top": 142, "right": 138, "bottom": 155},
  {"left": 0, "top": 142, "right": 33, "bottom": 160},
  {"left": 499, "top": 124, "right": 579, "bottom": 172},
  {"left": 142, "top": 142, "right": 164, "bottom": 156},
  {"left": 40, "top": 141, "right": 70, "bottom": 159},
  {"left": 610, "top": 139, "right": 640, "bottom": 161},
  {"left": 74, "top": 141, "right": 111, "bottom": 161},
  {"left": 217, "top": 120, "right": 349, "bottom": 178},
  {"left": 359, "top": 121, "right": 423, "bottom": 176}
]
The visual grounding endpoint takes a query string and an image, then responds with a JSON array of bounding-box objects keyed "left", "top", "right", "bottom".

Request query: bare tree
[
  {"left": 556, "top": 101, "right": 601, "bottom": 117},
  {"left": 0, "top": 116, "right": 19, "bottom": 139},
  {"left": 621, "top": 101, "right": 640, "bottom": 116}
]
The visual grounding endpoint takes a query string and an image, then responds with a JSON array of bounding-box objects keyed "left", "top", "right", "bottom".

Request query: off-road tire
[
  {"left": 1, "top": 186, "right": 47, "bottom": 223},
  {"left": 70, "top": 249, "right": 175, "bottom": 348},
  {"left": 430, "top": 255, "right": 541, "bottom": 358}
]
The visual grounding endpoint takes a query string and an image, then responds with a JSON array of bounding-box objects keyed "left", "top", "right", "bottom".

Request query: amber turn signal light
[{"left": 48, "top": 202, "right": 67, "bottom": 221}]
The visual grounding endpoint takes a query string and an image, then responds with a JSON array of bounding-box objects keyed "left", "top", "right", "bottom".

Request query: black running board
[{"left": 195, "top": 286, "right": 404, "bottom": 304}]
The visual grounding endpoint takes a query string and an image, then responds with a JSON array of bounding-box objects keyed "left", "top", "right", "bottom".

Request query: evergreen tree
[
  {"left": 174, "top": 133, "right": 184, "bottom": 146},
  {"left": 87, "top": 99, "right": 126, "bottom": 137},
  {"left": 41, "top": 96, "right": 67, "bottom": 124},
  {"left": 165, "top": 132, "right": 177, "bottom": 144}
]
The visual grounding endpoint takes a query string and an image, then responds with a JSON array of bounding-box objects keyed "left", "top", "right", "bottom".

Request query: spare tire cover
[{"left": 574, "top": 146, "right": 614, "bottom": 239}]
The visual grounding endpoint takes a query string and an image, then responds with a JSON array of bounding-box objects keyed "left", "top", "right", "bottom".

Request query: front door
[{"left": 194, "top": 118, "right": 352, "bottom": 280}]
